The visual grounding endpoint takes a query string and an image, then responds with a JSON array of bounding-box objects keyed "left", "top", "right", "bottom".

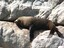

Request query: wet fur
[{"left": 15, "top": 16, "right": 64, "bottom": 42}]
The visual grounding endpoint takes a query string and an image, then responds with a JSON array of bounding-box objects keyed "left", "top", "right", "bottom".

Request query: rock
[
  {"left": 31, "top": 30, "right": 64, "bottom": 48},
  {"left": 5, "top": 0, "right": 39, "bottom": 21},
  {"left": 0, "top": 0, "right": 63, "bottom": 22},
  {"left": 0, "top": 21, "right": 30, "bottom": 48},
  {"left": 5, "top": 0, "right": 14, "bottom": 4},
  {"left": 0, "top": 1, "right": 9, "bottom": 20},
  {"left": 6, "top": 1, "right": 20, "bottom": 21},
  {"left": 34, "top": 0, "right": 63, "bottom": 18},
  {"left": 57, "top": 26, "right": 64, "bottom": 34},
  {"left": 58, "top": 46, "right": 64, "bottom": 48},
  {"left": 48, "top": 1, "right": 64, "bottom": 24}
]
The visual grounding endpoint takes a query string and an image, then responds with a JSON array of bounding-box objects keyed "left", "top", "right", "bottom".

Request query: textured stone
[
  {"left": 35, "top": 0, "right": 63, "bottom": 18},
  {"left": 48, "top": 1, "right": 64, "bottom": 24},
  {"left": 31, "top": 30, "right": 64, "bottom": 48},
  {"left": 0, "top": 21, "right": 30, "bottom": 48}
]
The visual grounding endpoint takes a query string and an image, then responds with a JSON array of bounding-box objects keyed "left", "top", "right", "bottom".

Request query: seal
[{"left": 15, "top": 16, "right": 64, "bottom": 42}]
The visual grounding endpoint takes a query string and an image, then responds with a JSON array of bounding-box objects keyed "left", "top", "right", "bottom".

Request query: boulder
[
  {"left": 48, "top": 1, "right": 64, "bottom": 24},
  {"left": 0, "top": 21, "right": 30, "bottom": 48},
  {"left": 31, "top": 29, "right": 64, "bottom": 48}
]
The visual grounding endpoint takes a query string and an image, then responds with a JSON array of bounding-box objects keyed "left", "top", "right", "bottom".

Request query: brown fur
[{"left": 14, "top": 16, "right": 64, "bottom": 42}]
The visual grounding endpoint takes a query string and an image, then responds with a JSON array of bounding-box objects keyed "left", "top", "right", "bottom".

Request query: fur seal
[{"left": 14, "top": 16, "right": 64, "bottom": 42}]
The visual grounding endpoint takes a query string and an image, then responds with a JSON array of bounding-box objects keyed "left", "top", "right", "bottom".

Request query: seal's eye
[
  {"left": 14, "top": 19, "right": 20, "bottom": 25},
  {"left": 16, "top": 20, "right": 21, "bottom": 25},
  {"left": 14, "top": 19, "right": 23, "bottom": 28}
]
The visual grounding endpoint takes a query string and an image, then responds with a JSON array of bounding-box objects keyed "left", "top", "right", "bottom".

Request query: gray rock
[
  {"left": 35, "top": 0, "right": 63, "bottom": 18},
  {"left": 31, "top": 30, "right": 64, "bottom": 48},
  {"left": 5, "top": 0, "right": 14, "bottom": 4},
  {"left": 0, "top": 0, "right": 63, "bottom": 22},
  {"left": 0, "top": 21, "right": 30, "bottom": 48},
  {"left": 5, "top": 0, "right": 39, "bottom": 21},
  {"left": 0, "top": 1, "right": 9, "bottom": 20},
  {"left": 48, "top": 1, "right": 64, "bottom": 24},
  {"left": 58, "top": 46, "right": 64, "bottom": 48}
]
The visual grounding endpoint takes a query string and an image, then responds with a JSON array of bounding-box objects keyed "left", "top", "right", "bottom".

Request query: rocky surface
[
  {"left": 31, "top": 35, "right": 64, "bottom": 48},
  {"left": 48, "top": 1, "right": 64, "bottom": 24},
  {"left": 0, "top": 0, "right": 64, "bottom": 48},
  {"left": 31, "top": 26, "right": 64, "bottom": 48},
  {"left": 0, "top": 21, "right": 30, "bottom": 48}
]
